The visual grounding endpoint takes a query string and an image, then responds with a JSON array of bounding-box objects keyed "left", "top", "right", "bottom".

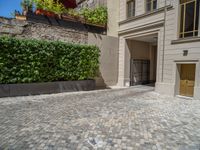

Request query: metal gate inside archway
[{"left": 130, "top": 59, "right": 150, "bottom": 86}]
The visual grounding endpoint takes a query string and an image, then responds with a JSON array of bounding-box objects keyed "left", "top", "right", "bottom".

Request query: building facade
[{"left": 118, "top": 0, "right": 200, "bottom": 99}]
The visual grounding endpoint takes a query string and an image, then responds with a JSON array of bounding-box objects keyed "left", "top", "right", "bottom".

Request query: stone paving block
[{"left": 0, "top": 86, "right": 200, "bottom": 149}]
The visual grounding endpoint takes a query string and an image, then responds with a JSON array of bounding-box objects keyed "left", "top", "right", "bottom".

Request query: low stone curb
[{"left": 0, "top": 80, "right": 95, "bottom": 98}]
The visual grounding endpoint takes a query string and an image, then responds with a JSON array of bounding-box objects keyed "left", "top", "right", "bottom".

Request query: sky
[{"left": 0, "top": 0, "right": 22, "bottom": 18}]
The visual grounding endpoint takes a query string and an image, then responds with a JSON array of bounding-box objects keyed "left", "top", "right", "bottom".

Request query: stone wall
[
  {"left": 0, "top": 17, "right": 88, "bottom": 44},
  {"left": 88, "top": 33, "right": 119, "bottom": 87}
]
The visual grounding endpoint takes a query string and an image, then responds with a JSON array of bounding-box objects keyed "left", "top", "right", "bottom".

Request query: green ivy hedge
[{"left": 0, "top": 36, "right": 100, "bottom": 84}]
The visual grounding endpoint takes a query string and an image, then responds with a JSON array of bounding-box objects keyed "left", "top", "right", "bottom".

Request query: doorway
[
  {"left": 129, "top": 42, "right": 157, "bottom": 86},
  {"left": 179, "top": 64, "right": 196, "bottom": 97},
  {"left": 130, "top": 59, "right": 150, "bottom": 85}
]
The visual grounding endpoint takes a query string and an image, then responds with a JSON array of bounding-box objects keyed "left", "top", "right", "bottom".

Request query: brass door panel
[
  {"left": 180, "top": 80, "right": 186, "bottom": 96},
  {"left": 179, "top": 64, "right": 195, "bottom": 97}
]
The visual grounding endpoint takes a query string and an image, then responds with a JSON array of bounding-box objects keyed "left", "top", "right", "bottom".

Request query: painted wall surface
[
  {"left": 88, "top": 33, "right": 119, "bottom": 87},
  {"left": 128, "top": 40, "right": 150, "bottom": 59},
  {"left": 107, "top": 0, "right": 119, "bottom": 37}
]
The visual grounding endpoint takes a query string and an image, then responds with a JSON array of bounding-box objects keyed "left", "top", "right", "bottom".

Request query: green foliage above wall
[
  {"left": 34, "top": 0, "right": 65, "bottom": 14},
  {"left": 81, "top": 7, "right": 108, "bottom": 25},
  {"left": 33, "top": 0, "right": 108, "bottom": 26},
  {"left": 0, "top": 36, "right": 100, "bottom": 84}
]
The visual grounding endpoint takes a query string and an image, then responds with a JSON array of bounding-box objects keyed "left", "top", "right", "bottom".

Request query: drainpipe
[{"left": 161, "top": 0, "right": 167, "bottom": 82}]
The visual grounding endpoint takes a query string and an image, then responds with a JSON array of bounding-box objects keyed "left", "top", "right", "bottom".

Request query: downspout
[{"left": 161, "top": 0, "right": 167, "bottom": 82}]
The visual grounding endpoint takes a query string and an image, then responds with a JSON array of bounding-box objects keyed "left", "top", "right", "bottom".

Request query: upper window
[
  {"left": 127, "top": 0, "right": 136, "bottom": 18},
  {"left": 179, "top": 0, "right": 200, "bottom": 38},
  {"left": 146, "top": 0, "right": 157, "bottom": 12}
]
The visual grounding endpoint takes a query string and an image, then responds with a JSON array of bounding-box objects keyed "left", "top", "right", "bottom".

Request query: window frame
[
  {"left": 145, "top": 0, "right": 157, "bottom": 12},
  {"left": 127, "top": 0, "right": 136, "bottom": 18},
  {"left": 179, "top": 0, "right": 199, "bottom": 38}
]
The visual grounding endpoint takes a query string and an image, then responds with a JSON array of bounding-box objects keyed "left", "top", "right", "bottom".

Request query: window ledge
[{"left": 171, "top": 37, "right": 200, "bottom": 44}]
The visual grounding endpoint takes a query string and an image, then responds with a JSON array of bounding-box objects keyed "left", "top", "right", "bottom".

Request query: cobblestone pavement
[{"left": 0, "top": 86, "right": 200, "bottom": 150}]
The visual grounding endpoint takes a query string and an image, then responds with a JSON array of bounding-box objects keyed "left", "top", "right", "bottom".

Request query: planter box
[
  {"left": 15, "top": 15, "right": 27, "bottom": 21},
  {"left": 82, "top": 21, "right": 106, "bottom": 28},
  {"left": 0, "top": 80, "right": 95, "bottom": 98},
  {"left": 61, "top": 14, "right": 79, "bottom": 22}
]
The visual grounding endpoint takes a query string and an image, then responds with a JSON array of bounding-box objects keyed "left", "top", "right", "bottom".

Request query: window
[
  {"left": 179, "top": 0, "right": 200, "bottom": 38},
  {"left": 146, "top": 0, "right": 157, "bottom": 12},
  {"left": 127, "top": 0, "right": 136, "bottom": 18}
]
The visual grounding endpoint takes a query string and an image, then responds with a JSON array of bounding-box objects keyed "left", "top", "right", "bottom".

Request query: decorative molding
[{"left": 174, "top": 60, "right": 199, "bottom": 63}]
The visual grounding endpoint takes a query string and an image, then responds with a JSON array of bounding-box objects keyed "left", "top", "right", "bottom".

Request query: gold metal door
[{"left": 180, "top": 64, "right": 195, "bottom": 97}]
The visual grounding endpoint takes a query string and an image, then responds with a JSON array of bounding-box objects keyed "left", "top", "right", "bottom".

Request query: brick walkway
[{"left": 0, "top": 86, "right": 200, "bottom": 150}]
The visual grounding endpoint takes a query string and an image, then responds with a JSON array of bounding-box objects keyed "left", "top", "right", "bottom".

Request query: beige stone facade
[{"left": 118, "top": 0, "right": 200, "bottom": 99}]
